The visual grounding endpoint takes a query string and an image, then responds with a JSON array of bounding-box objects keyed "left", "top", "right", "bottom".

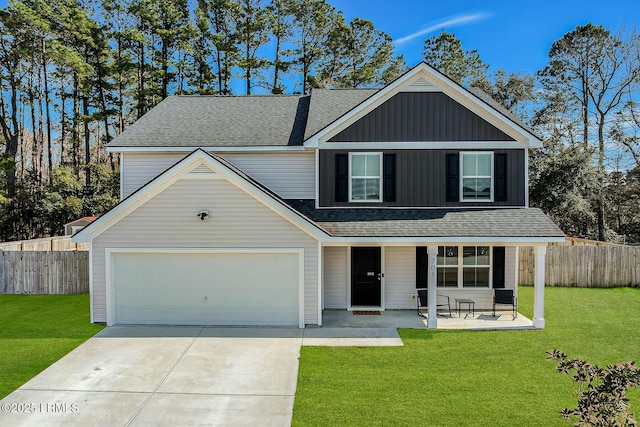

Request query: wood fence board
[
  {"left": 0, "top": 251, "right": 89, "bottom": 294},
  {"left": 1, "top": 242, "right": 638, "bottom": 294},
  {"left": 519, "top": 245, "right": 640, "bottom": 287},
  {"left": 0, "top": 237, "right": 88, "bottom": 252}
]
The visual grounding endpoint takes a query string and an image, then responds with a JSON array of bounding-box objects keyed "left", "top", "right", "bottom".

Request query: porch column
[
  {"left": 427, "top": 245, "right": 438, "bottom": 329},
  {"left": 533, "top": 246, "right": 547, "bottom": 329}
]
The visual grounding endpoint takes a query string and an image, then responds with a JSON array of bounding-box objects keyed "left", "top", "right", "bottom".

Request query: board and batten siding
[
  {"left": 319, "top": 149, "right": 526, "bottom": 207},
  {"left": 92, "top": 176, "right": 319, "bottom": 325},
  {"left": 121, "top": 151, "right": 316, "bottom": 199},
  {"left": 329, "top": 92, "right": 515, "bottom": 142},
  {"left": 384, "top": 246, "right": 416, "bottom": 309},
  {"left": 323, "top": 247, "right": 347, "bottom": 309}
]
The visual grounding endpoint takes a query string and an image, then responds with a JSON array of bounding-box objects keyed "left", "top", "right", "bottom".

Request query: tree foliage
[
  {"left": 423, "top": 30, "right": 487, "bottom": 86},
  {"left": 547, "top": 350, "right": 640, "bottom": 426},
  {"left": 318, "top": 16, "right": 397, "bottom": 88},
  {"left": 539, "top": 24, "right": 640, "bottom": 241},
  {"left": 529, "top": 143, "right": 599, "bottom": 236},
  {"left": 473, "top": 69, "right": 535, "bottom": 118},
  {"left": 0, "top": 0, "right": 399, "bottom": 240}
]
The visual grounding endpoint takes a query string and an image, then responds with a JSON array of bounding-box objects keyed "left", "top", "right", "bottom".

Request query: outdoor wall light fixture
[{"left": 197, "top": 210, "right": 209, "bottom": 221}]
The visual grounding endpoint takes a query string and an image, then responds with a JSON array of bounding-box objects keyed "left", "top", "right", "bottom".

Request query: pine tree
[
  {"left": 289, "top": 0, "right": 336, "bottom": 94},
  {"left": 265, "top": 0, "right": 294, "bottom": 94},
  {"left": 320, "top": 17, "right": 395, "bottom": 88},
  {"left": 540, "top": 24, "right": 640, "bottom": 241},
  {"left": 232, "top": 0, "right": 269, "bottom": 95},
  {"left": 423, "top": 30, "right": 488, "bottom": 86}
]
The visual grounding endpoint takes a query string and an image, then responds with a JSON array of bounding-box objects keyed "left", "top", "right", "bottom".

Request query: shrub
[{"left": 547, "top": 349, "right": 640, "bottom": 426}]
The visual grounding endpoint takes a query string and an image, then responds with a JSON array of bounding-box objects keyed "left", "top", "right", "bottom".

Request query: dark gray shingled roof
[
  {"left": 108, "top": 89, "right": 377, "bottom": 148},
  {"left": 109, "top": 95, "right": 309, "bottom": 147},
  {"left": 303, "top": 88, "right": 378, "bottom": 140},
  {"left": 107, "top": 85, "right": 539, "bottom": 148},
  {"left": 285, "top": 200, "right": 564, "bottom": 238},
  {"left": 202, "top": 153, "right": 562, "bottom": 240}
]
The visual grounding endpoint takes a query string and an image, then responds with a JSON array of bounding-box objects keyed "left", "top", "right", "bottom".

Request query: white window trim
[
  {"left": 348, "top": 152, "right": 383, "bottom": 203},
  {"left": 460, "top": 151, "right": 494, "bottom": 202},
  {"left": 436, "top": 246, "right": 460, "bottom": 289},
  {"left": 436, "top": 245, "right": 493, "bottom": 289},
  {"left": 70, "top": 225, "right": 85, "bottom": 234}
]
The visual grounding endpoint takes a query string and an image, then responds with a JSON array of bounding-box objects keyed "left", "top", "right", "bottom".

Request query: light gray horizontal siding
[
  {"left": 432, "top": 245, "right": 520, "bottom": 311},
  {"left": 319, "top": 245, "right": 519, "bottom": 312},
  {"left": 384, "top": 247, "right": 416, "bottom": 309},
  {"left": 223, "top": 152, "right": 315, "bottom": 199},
  {"left": 121, "top": 152, "right": 315, "bottom": 199},
  {"left": 436, "top": 289, "right": 493, "bottom": 312},
  {"left": 92, "top": 177, "right": 319, "bottom": 325},
  {"left": 121, "top": 153, "right": 184, "bottom": 198},
  {"left": 323, "top": 247, "right": 347, "bottom": 309}
]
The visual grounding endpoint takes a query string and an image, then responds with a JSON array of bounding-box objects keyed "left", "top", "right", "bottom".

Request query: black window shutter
[
  {"left": 495, "top": 153, "right": 508, "bottom": 202},
  {"left": 383, "top": 153, "right": 396, "bottom": 202},
  {"left": 493, "top": 246, "right": 506, "bottom": 289},
  {"left": 446, "top": 153, "right": 459, "bottom": 202},
  {"left": 416, "top": 247, "right": 428, "bottom": 288},
  {"left": 335, "top": 154, "right": 348, "bottom": 202}
]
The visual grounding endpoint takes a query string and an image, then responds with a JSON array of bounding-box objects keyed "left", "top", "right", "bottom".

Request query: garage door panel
[
  {"left": 120, "top": 307, "right": 299, "bottom": 325},
  {"left": 111, "top": 252, "right": 300, "bottom": 326}
]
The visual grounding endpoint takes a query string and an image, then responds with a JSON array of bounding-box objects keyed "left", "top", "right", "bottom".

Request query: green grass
[
  {"left": 293, "top": 287, "right": 640, "bottom": 426},
  {"left": 0, "top": 294, "right": 104, "bottom": 399}
]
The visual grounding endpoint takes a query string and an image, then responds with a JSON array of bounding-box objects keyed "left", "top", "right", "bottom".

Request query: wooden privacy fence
[
  {"left": 1, "top": 242, "right": 638, "bottom": 294},
  {"left": 519, "top": 245, "right": 640, "bottom": 287},
  {"left": 0, "top": 251, "right": 89, "bottom": 294},
  {"left": 0, "top": 236, "right": 89, "bottom": 251}
]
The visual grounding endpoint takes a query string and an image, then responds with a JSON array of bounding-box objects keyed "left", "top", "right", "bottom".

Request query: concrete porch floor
[{"left": 321, "top": 309, "right": 534, "bottom": 330}]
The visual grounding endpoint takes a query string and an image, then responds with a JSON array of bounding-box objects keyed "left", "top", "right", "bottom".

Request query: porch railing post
[
  {"left": 427, "top": 245, "right": 438, "bottom": 329},
  {"left": 533, "top": 245, "right": 547, "bottom": 329}
]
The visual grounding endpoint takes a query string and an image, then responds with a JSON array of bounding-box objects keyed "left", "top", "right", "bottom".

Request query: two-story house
[{"left": 74, "top": 63, "right": 564, "bottom": 329}]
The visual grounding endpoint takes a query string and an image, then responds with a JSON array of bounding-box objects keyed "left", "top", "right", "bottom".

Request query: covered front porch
[
  {"left": 322, "top": 308, "right": 535, "bottom": 330},
  {"left": 320, "top": 243, "right": 550, "bottom": 329}
]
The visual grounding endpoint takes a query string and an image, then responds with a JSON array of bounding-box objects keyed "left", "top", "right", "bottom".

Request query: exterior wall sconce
[{"left": 197, "top": 210, "right": 209, "bottom": 221}]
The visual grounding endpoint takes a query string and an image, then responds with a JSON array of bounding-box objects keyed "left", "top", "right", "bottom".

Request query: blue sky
[
  {"left": 0, "top": 0, "right": 636, "bottom": 75},
  {"left": 337, "top": 0, "right": 638, "bottom": 75}
]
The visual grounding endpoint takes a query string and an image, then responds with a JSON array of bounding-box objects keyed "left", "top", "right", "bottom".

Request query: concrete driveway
[{"left": 0, "top": 326, "right": 302, "bottom": 426}]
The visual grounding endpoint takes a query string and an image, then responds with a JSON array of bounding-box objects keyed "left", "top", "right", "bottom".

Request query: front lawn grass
[
  {"left": 293, "top": 287, "right": 640, "bottom": 426},
  {"left": 0, "top": 294, "right": 103, "bottom": 399}
]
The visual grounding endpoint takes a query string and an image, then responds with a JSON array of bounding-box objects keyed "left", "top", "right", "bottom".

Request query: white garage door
[{"left": 110, "top": 251, "right": 301, "bottom": 326}]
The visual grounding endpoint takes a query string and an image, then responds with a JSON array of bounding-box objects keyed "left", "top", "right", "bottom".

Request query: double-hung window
[
  {"left": 461, "top": 152, "right": 493, "bottom": 201},
  {"left": 436, "top": 245, "right": 491, "bottom": 288},
  {"left": 437, "top": 246, "right": 459, "bottom": 287},
  {"left": 349, "top": 153, "right": 382, "bottom": 202},
  {"left": 462, "top": 246, "right": 491, "bottom": 287}
]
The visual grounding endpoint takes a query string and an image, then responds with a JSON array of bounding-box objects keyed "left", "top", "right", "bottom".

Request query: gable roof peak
[{"left": 304, "top": 61, "right": 542, "bottom": 147}]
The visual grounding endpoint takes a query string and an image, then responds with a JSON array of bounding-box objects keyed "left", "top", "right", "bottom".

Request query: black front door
[{"left": 351, "top": 247, "right": 381, "bottom": 306}]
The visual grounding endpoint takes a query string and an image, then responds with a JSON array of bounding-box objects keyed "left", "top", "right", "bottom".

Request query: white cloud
[{"left": 394, "top": 12, "right": 492, "bottom": 45}]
